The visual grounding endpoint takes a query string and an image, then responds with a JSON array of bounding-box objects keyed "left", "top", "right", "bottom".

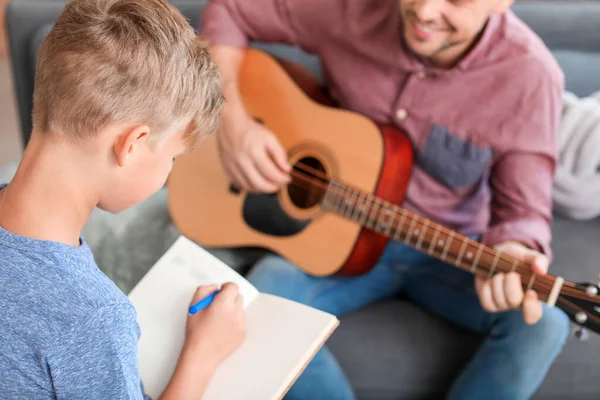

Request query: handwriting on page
[
  {"left": 170, "top": 254, "right": 212, "bottom": 284},
  {"left": 166, "top": 239, "right": 259, "bottom": 308}
]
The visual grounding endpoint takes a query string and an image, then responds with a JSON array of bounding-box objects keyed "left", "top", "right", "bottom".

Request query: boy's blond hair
[{"left": 33, "top": 0, "right": 223, "bottom": 147}]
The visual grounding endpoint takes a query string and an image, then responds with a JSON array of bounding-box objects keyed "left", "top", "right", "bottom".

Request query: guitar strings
[
  {"left": 289, "top": 162, "right": 537, "bottom": 275},
  {"left": 286, "top": 165, "right": 598, "bottom": 302},
  {"left": 291, "top": 160, "right": 556, "bottom": 278},
  {"left": 290, "top": 170, "right": 600, "bottom": 303},
  {"left": 287, "top": 161, "right": 596, "bottom": 302},
  {"left": 287, "top": 167, "right": 544, "bottom": 279}
]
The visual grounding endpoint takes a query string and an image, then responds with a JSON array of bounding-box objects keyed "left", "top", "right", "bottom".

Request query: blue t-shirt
[{"left": 0, "top": 184, "right": 150, "bottom": 399}]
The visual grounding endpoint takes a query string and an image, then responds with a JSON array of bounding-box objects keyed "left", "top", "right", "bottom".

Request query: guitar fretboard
[{"left": 321, "top": 180, "right": 538, "bottom": 290}]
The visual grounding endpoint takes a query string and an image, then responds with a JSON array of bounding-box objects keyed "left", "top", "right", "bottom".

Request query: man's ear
[
  {"left": 493, "top": 0, "right": 515, "bottom": 14},
  {"left": 113, "top": 124, "right": 151, "bottom": 167}
]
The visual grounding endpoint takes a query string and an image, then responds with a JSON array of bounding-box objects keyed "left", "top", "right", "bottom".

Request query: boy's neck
[{"left": 0, "top": 131, "right": 101, "bottom": 247}]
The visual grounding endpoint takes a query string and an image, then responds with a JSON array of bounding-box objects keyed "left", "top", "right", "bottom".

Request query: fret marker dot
[
  {"left": 466, "top": 252, "right": 473, "bottom": 259},
  {"left": 414, "top": 229, "right": 420, "bottom": 235},
  {"left": 438, "top": 239, "right": 445, "bottom": 246}
]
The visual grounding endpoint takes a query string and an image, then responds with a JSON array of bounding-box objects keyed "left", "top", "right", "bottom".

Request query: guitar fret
[
  {"left": 349, "top": 189, "right": 358, "bottom": 221},
  {"left": 470, "top": 245, "right": 484, "bottom": 273},
  {"left": 338, "top": 184, "right": 350, "bottom": 216},
  {"left": 440, "top": 231, "right": 454, "bottom": 261},
  {"left": 373, "top": 198, "right": 382, "bottom": 230},
  {"left": 415, "top": 219, "right": 429, "bottom": 251},
  {"left": 343, "top": 189, "right": 352, "bottom": 219},
  {"left": 428, "top": 225, "right": 441, "bottom": 256},
  {"left": 349, "top": 188, "right": 360, "bottom": 220},
  {"left": 374, "top": 198, "right": 384, "bottom": 231},
  {"left": 323, "top": 180, "right": 334, "bottom": 210},
  {"left": 383, "top": 204, "right": 394, "bottom": 236},
  {"left": 377, "top": 202, "right": 391, "bottom": 234},
  {"left": 358, "top": 192, "right": 369, "bottom": 226},
  {"left": 347, "top": 188, "right": 359, "bottom": 221},
  {"left": 404, "top": 216, "right": 418, "bottom": 245},
  {"left": 487, "top": 252, "right": 501, "bottom": 278},
  {"left": 334, "top": 183, "right": 345, "bottom": 214},
  {"left": 366, "top": 196, "right": 377, "bottom": 229},
  {"left": 455, "top": 238, "right": 469, "bottom": 267},
  {"left": 393, "top": 208, "right": 407, "bottom": 241},
  {"left": 510, "top": 258, "right": 519, "bottom": 273}
]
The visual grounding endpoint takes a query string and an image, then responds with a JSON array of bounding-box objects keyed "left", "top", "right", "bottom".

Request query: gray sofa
[{"left": 5, "top": 1, "right": 600, "bottom": 399}]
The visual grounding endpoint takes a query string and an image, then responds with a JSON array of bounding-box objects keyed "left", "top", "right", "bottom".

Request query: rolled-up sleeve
[
  {"left": 484, "top": 153, "right": 555, "bottom": 257},
  {"left": 483, "top": 68, "right": 563, "bottom": 260},
  {"left": 200, "top": 0, "right": 319, "bottom": 53}
]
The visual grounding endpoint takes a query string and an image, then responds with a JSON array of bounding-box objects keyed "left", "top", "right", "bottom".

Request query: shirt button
[
  {"left": 417, "top": 71, "right": 426, "bottom": 79},
  {"left": 396, "top": 108, "right": 408, "bottom": 120}
]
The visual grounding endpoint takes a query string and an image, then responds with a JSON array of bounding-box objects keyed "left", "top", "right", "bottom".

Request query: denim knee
[
  {"left": 534, "top": 304, "right": 571, "bottom": 351},
  {"left": 246, "top": 254, "right": 312, "bottom": 301},
  {"left": 500, "top": 303, "right": 570, "bottom": 361}
]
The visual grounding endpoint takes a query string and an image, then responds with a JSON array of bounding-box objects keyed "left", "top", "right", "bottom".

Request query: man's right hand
[{"left": 217, "top": 112, "right": 291, "bottom": 193}]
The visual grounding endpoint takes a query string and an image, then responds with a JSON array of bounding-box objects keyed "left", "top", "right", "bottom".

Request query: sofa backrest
[{"left": 7, "top": 0, "right": 600, "bottom": 146}]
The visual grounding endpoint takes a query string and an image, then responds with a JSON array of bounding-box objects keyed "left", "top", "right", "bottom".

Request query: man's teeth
[{"left": 416, "top": 23, "right": 433, "bottom": 32}]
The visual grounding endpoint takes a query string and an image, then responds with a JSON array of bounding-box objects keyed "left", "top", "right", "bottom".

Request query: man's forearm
[{"left": 210, "top": 45, "right": 247, "bottom": 120}]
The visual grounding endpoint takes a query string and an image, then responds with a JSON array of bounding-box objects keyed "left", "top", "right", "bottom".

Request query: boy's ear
[{"left": 114, "top": 124, "right": 151, "bottom": 167}]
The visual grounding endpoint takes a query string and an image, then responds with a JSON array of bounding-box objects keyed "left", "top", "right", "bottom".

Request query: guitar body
[{"left": 168, "top": 49, "right": 413, "bottom": 276}]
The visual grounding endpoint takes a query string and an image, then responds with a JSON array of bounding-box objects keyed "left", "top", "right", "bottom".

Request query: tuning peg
[
  {"left": 573, "top": 326, "right": 589, "bottom": 341},
  {"left": 586, "top": 285, "right": 598, "bottom": 297},
  {"left": 575, "top": 311, "right": 588, "bottom": 324}
]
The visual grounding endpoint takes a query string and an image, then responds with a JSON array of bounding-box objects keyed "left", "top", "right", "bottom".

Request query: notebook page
[
  {"left": 129, "top": 236, "right": 259, "bottom": 398},
  {"left": 201, "top": 293, "right": 339, "bottom": 400}
]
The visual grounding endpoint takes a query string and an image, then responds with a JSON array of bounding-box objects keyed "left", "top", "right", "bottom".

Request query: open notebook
[{"left": 128, "top": 236, "right": 339, "bottom": 400}]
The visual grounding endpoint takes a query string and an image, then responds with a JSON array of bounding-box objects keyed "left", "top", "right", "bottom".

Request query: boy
[{"left": 0, "top": 0, "right": 245, "bottom": 398}]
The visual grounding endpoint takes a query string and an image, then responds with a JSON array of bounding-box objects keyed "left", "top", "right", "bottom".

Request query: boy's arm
[
  {"left": 159, "top": 284, "right": 246, "bottom": 400},
  {"left": 155, "top": 345, "right": 217, "bottom": 400},
  {"left": 49, "top": 285, "right": 244, "bottom": 400}
]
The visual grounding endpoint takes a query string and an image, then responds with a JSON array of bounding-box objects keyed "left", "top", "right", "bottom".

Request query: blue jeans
[{"left": 246, "top": 239, "right": 570, "bottom": 400}]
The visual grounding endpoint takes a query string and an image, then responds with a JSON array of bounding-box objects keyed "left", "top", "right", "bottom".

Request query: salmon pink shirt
[{"left": 200, "top": 0, "right": 564, "bottom": 258}]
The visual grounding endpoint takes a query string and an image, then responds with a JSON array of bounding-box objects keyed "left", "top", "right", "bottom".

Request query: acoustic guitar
[{"left": 168, "top": 48, "right": 600, "bottom": 336}]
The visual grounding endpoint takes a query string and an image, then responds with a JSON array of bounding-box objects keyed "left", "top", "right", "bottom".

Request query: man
[{"left": 200, "top": 0, "right": 570, "bottom": 399}]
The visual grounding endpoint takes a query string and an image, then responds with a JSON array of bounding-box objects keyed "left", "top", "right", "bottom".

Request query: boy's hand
[
  {"left": 184, "top": 283, "right": 246, "bottom": 367},
  {"left": 159, "top": 283, "right": 246, "bottom": 400},
  {"left": 475, "top": 241, "right": 548, "bottom": 325}
]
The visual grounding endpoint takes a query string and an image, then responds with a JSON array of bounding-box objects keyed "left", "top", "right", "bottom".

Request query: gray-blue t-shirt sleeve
[{"left": 47, "top": 304, "right": 151, "bottom": 400}]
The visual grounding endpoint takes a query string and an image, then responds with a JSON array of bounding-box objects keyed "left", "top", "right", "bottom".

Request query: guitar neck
[{"left": 322, "top": 180, "right": 554, "bottom": 298}]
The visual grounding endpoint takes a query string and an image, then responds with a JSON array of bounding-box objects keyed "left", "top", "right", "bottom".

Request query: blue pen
[{"left": 188, "top": 289, "right": 221, "bottom": 315}]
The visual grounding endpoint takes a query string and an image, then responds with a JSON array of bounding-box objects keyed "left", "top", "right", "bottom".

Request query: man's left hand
[{"left": 475, "top": 240, "right": 548, "bottom": 325}]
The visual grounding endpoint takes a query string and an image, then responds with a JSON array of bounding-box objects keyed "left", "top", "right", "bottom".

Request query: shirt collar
[{"left": 455, "top": 13, "right": 502, "bottom": 71}]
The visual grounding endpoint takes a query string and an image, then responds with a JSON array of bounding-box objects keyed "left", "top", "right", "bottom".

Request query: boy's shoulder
[{"left": 0, "top": 225, "right": 142, "bottom": 398}]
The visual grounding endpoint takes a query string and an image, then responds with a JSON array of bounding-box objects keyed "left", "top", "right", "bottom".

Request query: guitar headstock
[{"left": 556, "top": 279, "right": 600, "bottom": 340}]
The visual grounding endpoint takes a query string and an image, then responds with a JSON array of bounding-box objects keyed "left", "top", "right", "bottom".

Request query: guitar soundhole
[{"left": 288, "top": 156, "right": 329, "bottom": 210}]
